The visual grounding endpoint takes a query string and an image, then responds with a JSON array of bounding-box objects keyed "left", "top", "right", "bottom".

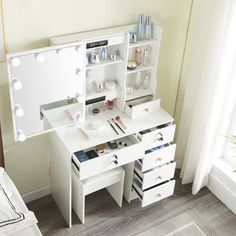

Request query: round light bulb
[
  {"left": 15, "top": 105, "right": 24, "bottom": 117},
  {"left": 56, "top": 49, "right": 62, "bottom": 55},
  {"left": 75, "top": 68, "right": 82, "bottom": 75},
  {"left": 35, "top": 53, "right": 45, "bottom": 63},
  {"left": 17, "top": 129, "right": 26, "bottom": 142},
  {"left": 75, "top": 94, "right": 84, "bottom": 103},
  {"left": 12, "top": 77, "right": 22, "bottom": 90},
  {"left": 11, "top": 58, "right": 21, "bottom": 67},
  {"left": 75, "top": 45, "right": 81, "bottom": 52}
]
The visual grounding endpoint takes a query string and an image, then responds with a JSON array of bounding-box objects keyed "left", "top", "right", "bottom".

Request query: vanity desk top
[{"left": 44, "top": 106, "right": 174, "bottom": 153}]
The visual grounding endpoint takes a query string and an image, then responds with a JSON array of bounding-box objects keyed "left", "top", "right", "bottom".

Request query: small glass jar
[{"left": 142, "top": 72, "right": 150, "bottom": 89}]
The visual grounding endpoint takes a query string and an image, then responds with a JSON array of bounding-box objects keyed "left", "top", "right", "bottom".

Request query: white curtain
[{"left": 176, "top": 0, "right": 236, "bottom": 194}]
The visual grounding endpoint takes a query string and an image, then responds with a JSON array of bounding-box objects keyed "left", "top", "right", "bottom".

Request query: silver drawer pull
[
  {"left": 155, "top": 132, "right": 164, "bottom": 142},
  {"left": 156, "top": 157, "right": 162, "bottom": 161},
  {"left": 156, "top": 193, "right": 162, "bottom": 198},
  {"left": 113, "top": 160, "right": 118, "bottom": 165},
  {"left": 156, "top": 176, "right": 162, "bottom": 180}
]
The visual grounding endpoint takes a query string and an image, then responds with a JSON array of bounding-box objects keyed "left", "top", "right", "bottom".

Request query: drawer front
[
  {"left": 125, "top": 99, "right": 160, "bottom": 119},
  {"left": 142, "top": 144, "right": 176, "bottom": 172},
  {"left": 133, "top": 180, "right": 175, "bottom": 207},
  {"left": 78, "top": 136, "right": 144, "bottom": 180},
  {"left": 139, "top": 124, "right": 176, "bottom": 145},
  {"left": 135, "top": 162, "right": 176, "bottom": 190}
]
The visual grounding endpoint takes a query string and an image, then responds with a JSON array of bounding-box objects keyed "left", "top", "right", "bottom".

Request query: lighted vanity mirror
[{"left": 6, "top": 42, "right": 86, "bottom": 141}]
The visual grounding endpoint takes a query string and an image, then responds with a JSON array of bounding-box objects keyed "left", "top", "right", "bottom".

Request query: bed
[{"left": 0, "top": 123, "right": 42, "bottom": 236}]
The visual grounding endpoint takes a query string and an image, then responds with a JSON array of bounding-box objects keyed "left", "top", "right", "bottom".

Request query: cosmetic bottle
[
  {"left": 143, "top": 48, "right": 149, "bottom": 66},
  {"left": 137, "top": 14, "right": 145, "bottom": 41},
  {"left": 101, "top": 47, "right": 108, "bottom": 61},
  {"left": 142, "top": 72, "right": 150, "bottom": 89},
  {"left": 145, "top": 16, "right": 152, "bottom": 40},
  {"left": 135, "top": 47, "right": 142, "bottom": 65},
  {"left": 135, "top": 71, "right": 142, "bottom": 89}
]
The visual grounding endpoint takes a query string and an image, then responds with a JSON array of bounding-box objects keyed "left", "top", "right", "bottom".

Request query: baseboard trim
[{"left": 22, "top": 185, "right": 51, "bottom": 203}]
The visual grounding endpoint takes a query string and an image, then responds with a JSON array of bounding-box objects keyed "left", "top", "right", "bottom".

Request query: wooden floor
[{"left": 27, "top": 177, "right": 236, "bottom": 236}]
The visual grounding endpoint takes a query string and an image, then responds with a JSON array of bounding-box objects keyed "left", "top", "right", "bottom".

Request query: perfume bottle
[
  {"left": 135, "top": 47, "right": 142, "bottom": 65},
  {"left": 137, "top": 14, "right": 145, "bottom": 41},
  {"left": 145, "top": 16, "right": 152, "bottom": 40},
  {"left": 101, "top": 47, "right": 108, "bottom": 61},
  {"left": 142, "top": 72, "right": 150, "bottom": 89},
  {"left": 143, "top": 48, "right": 149, "bottom": 66}
]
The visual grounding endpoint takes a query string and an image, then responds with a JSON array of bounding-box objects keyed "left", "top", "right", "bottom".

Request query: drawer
[
  {"left": 141, "top": 144, "right": 176, "bottom": 172},
  {"left": 134, "top": 162, "right": 176, "bottom": 190},
  {"left": 133, "top": 179, "right": 175, "bottom": 207},
  {"left": 138, "top": 124, "right": 176, "bottom": 146},
  {"left": 72, "top": 135, "right": 144, "bottom": 180},
  {"left": 125, "top": 98, "right": 160, "bottom": 119}
]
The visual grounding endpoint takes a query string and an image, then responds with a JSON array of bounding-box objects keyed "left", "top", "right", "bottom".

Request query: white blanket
[{"left": 0, "top": 168, "right": 38, "bottom": 235}]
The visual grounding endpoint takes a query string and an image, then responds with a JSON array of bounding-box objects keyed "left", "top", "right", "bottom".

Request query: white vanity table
[{"left": 6, "top": 24, "right": 176, "bottom": 228}]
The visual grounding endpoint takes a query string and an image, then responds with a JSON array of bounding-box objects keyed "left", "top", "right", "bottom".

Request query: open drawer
[
  {"left": 125, "top": 97, "right": 160, "bottom": 119},
  {"left": 72, "top": 135, "right": 144, "bottom": 180},
  {"left": 132, "top": 177, "right": 175, "bottom": 207},
  {"left": 134, "top": 162, "right": 176, "bottom": 190},
  {"left": 137, "top": 123, "right": 176, "bottom": 148},
  {"left": 140, "top": 143, "right": 176, "bottom": 172}
]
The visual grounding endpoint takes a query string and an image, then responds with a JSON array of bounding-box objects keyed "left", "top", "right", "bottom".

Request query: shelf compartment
[
  {"left": 86, "top": 59, "right": 123, "bottom": 70},
  {"left": 86, "top": 85, "right": 122, "bottom": 101},
  {"left": 126, "top": 63, "right": 155, "bottom": 74},
  {"left": 126, "top": 88, "right": 154, "bottom": 101},
  {"left": 128, "top": 38, "right": 158, "bottom": 49}
]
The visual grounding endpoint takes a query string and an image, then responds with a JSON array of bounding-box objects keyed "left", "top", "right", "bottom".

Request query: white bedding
[{"left": 0, "top": 168, "right": 41, "bottom": 236}]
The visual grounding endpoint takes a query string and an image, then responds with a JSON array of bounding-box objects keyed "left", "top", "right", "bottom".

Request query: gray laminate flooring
[{"left": 27, "top": 176, "right": 236, "bottom": 236}]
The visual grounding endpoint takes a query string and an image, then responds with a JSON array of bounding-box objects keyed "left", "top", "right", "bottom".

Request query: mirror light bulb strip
[
  {"left": 12, "top": 77, "right": 22, "bottom": 90},
  {"left": 17, "top": 129, "right": 26, "bottom": 142},
  {"left": 35, "top": 53, "right": 45, "bottom": 63},
  {"left": 11, "top": 58, "right": 21, "bottom": 67},
  {"left": 15, "top": 105, "right": 24, "bottom": 117}
]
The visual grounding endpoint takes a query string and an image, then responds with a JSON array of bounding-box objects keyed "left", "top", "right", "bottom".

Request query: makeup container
[
  {"left": 101, "top": 47, "right": 108, "bottom": 61},
  {"left": 137, "top": 14, "right": 145, "bottom": 41},
  {"left": 90, "top": 53, "right": 100, "bottom": 64},
  {"left": 126, "top": 84, "right": 134, "bottom": 95},
  {"left": 129, "top": 32, "right": 138, "bottom": 44},
  {"left": 106, "top": 100, "right": 114, "bottom": 110},
  {"left": 143, "top": 48, "right": 149, "bottom": 66},
  {"left": 145, "top": 16, "right": 152, "bottom": 40},
  {"left": 135, "top": 47, "right": 142, "bottom": 65},
  {"left": 94, "top": 81, "right": 104, "bottom": 92},
  {"left": 142, "top": 72, "right": 150, "bottom": 89}
]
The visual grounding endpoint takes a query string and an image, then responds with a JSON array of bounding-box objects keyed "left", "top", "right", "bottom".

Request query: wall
[{"left": 0, "top": 0, "right": 192, "bottom": 194}]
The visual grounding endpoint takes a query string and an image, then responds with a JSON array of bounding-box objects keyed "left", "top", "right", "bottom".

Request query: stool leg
[{"left": 106, "top": 171, "right": 125, "bottom": 207}]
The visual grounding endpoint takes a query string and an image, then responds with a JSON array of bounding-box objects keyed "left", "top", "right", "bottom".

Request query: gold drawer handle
[
  {"left": 155, "top": 132, "right": 164, "bottom": 142},
  {"left": 156, "top": 157, "right": 162, "bottom": 161},
  {"left": 156, "top": 193, "right": 162, "bottom": 198},
  {"left": 156, "top": 176, "right": 162, "bottom": 180}
]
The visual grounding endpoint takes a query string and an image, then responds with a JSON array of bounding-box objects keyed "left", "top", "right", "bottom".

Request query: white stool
[{"left": 72, "top": 167, "right": 125, "bottom": 224}]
